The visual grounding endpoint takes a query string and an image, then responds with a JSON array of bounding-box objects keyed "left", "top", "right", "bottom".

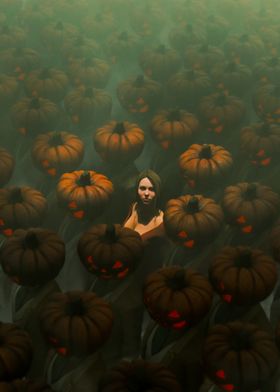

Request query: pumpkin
[
  {"left": 253, "top": 57, "right": 280, "bottom": 85},
  {"left": 139, "top": 44, "right": 182, "bottom": 82},
  {"left": 61, "top": 35, "right": 100, "bottom": 63},
  {"left": 0, "top": 321, "right": 33, "bottom": 381},
  {"left": 64, "top": 86, "right": 112, "bottom": 128},
  {"left": 253, "top": 84, "right": 280, "bottom": 123},
  {"left": 31, "top": 131, "right": 84, "bottom": 177},
  {"left": 209, "top": 246, "right": 277, "bottom": 306},
  {"left": 0, "top": 228, "right": 65, "bottom": 287},
  {"left": 0, "top": 47, "right": 41, "bottom": 81},
  {"left": 24, "top": 67, "right": 69, "bottom": 102},
  {"left": 0, "top": 379, "right": 54, "bottom": 391},
  {"left": 240, "top": 122, "right": 280, "bottom": 167},
  {"left": 81, "top": 12, "right": 115, "bottom": 40},
  {"left": 163, "top": 194, "right": 224, "bottom": 249},
  {"left": 205, "top": 14, "right": 230, "bottom": 45},
  {"left": 222, "top": 182, "right": 280, "bottom": 234},
  {"left": 0, "top": 147, "right": 14, "bottom": 187},
  {"left": 78, "top": 223, "right": 143, "bottom": 280},
  {"left": 184, "top": 44, "right": 225, "bottom": 73},
  {"left": 93, "top": 120, "right": 145, "bottom": 165},
  {"left": 99, "top": 359, "right": 182, "bottom": 392},
  {"left": 178, "top": 144, "right": 233, "bottom": 190},
  {"left": 117, "top": 75, "right": 162, "bottom": 114},
  {"left": 40, "top": 21, "right": 78, "bottom": 54},
  {"left": 203, "top": 321, "right": 279, "bottom": 392},
  {"left": 199, "top": 92, "right": 246, "bottom": 134},
  {"left": 66, "top": 56, "right": 111, "bottom": 88},
  {"left": 56, "top": 170, "right": 114, "bottom": 219},
  {"left": 0, "top": 74, "right": 20, "bottom": 109},
  {"left": 143, "top": 266, "right": 213, "bottom": 329},
  {"left": 210, "top": 61, "right": 253, "bottom": 97},
  {"left": 10, "top": 97, "right": 61, "bottom": 137},
  {"left": 129, "top": 3, "right": 164, "bottom": 39},
  {"left": 0, "top": 186, "right": 48, "bottom": 236},
  {"left": 270, "top": 220, "right": 280, "bottom": 263},
  {"left": 105, "top": 31, "right": 143, "bottom": 64},
  {"left": 39, "top": 290, "right": 113, "bottom": 357},
  {"left": 224, "top": 33, "right": 265, "bottom": 65},
  {"left": 169, "top": 23, "right": 206, "bottom": 53},
  {"left": 0, "top": 25, "right": 26, "bottom": 49},
  {"left": 150, "top": 109, "right": 200, "bottom": 152},
  {"left": 167, "top": 68, "right": 212, "bottom": 109}
]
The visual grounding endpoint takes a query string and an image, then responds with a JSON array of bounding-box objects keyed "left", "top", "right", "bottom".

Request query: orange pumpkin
[
  {"left": 0, "top": 147, "right": 14, "bottom": 187},
  {"left": 32, "top": 131, "right": 84, "bottom": 177},
  {"left": 178, "top": 144, "right": 233, "bottom": 189},
  {"left": 163, "top": 194, "right": 224, "bottom": 249},
  {"left": 56, "top": 170, "right": 114, "bottom": 219},
  {"left": 93, "top": 120, "right": 145, "bottom": 164}
]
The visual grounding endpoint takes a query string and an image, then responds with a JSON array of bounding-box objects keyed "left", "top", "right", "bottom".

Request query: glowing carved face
[{"left": 137, "top": 177, "right": 156, "bottom": 206}]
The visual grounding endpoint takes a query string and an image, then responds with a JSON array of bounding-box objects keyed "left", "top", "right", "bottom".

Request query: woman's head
[{"left": 135, "top": 169, "right": 161, "bottom": 209}]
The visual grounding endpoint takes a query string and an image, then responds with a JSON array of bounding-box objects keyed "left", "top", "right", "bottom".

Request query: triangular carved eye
[{"left": 112, "top": 260, "right": 123, "bottom": 269}]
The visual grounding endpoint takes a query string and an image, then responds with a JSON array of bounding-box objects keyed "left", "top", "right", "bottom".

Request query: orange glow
[
  {"left": 0, "top": 219, "right": 4, "bottom": 226},
  {"left": 256, "top": 149, "right": 265, "bottom": 157},
  {"left": 183, "top": 239, "right": 195, "bottom": 248},
  {"left": 139, "top": 104, "right": 149, "bottom": 113},
  {"left": 210, "top": 117, "right": 219, "bottom": 125},
  {"left": 168, "top": 310, "right": 180, "bottom": 319},
  {"left": 57, "top": 347, "right": 67, "bottom": 356},
  {"left": 136, "top": 97, "right": 145, "bottom": 105},
  {"left": 221, "top": 384, "right": 234, "bottom": 391},
  {"left": 216, "top": 369, "right": 226, "bottom": 379},
  {"left": 222, "top": 294, "right": 232, "bottom": 303},
  {"left": 112, "top": 260, "right": 123, "bottom": 269},
  {"left": 261, "top": 158, "right": 271, "bottom": 166},
  {"left": 161, "top": 141, "right": 170, "bottom": 150},
  {"left": 47, "top": 168, "right": 57, "bottom": 176},
  {"left": 3, "top": 228, "right": 13, "bottom": 236},
  {"left": 178, "top": 230, "right": 188, "bottom": 239},
  {"left": 214, "top": 125, "right": 224, "bottom": 134},
  {"left": 172, "top": 320, "right": 187, "bottom": 329},
  {"left": 242, "top": 225, "right": 252, "bottom": 233},
  {"left": 73, "top": 210, "right": 84, "bottom": 219},
  {"left": 118, "top": 268, "right": 129, "bottom": 278},
  {"left": 236, "top": 215, "right": 246, "bottom": 224},
  {"left": 42, "top": 160, "right": 50, "bottom": 168},
  {"left": 68, "top": 201, "right": 77, "bottom": 209}
]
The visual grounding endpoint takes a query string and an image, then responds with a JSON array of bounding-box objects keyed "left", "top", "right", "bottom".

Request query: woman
[
  {"left": 111, "top": 170, "right": 172, "bottom": 359},
  {"left": 123, "top": 169, "right": 165, "bottom": 244}
]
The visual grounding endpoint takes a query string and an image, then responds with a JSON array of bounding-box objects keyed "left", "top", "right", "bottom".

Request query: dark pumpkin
[
  {"left": 39, "top": 290, "right": 113, "bottom": 357},
  {"left": 222, "top": 182, "right": 280, "bottom": 234},
  {"left": 99, "top": 359, "right": 182, "bottom": 392},
  {"left": 0, "top": 321, "right": 33, "bottom": 381},
  {"left": 209, "top": 246, "right": 277, "bottom": 306},
  {"left": 0, "top": 228, "right": 65, "bottom": 287},
  {"left": 117, "top": 74, "right": 162, "bottom": 114},
  {"left": 78, "top": 223, "right": 143, "bottom": 280},
  {"left": 163, "top": 195, "right": 224, "bottom": 249},
  {"left": 143, "top": 266, "right": 213, "bottom": 329},
  {"left": 253, "top": 84, "right": 280, "bottom": 123},
  {"left": 0, "top": 147, "right": 14, "bottom": 187},
  {"left": 0, "top": 47, "right": 41, "bottom": 80},
  {"left": 203, "top": 321, "right": 279, "bottom": 392},
  {"left": 150, "top": 109, "right": 200, "bottom": 152},
  {"left": 0, "top": 186, "right": 48, "bottom": 236}
]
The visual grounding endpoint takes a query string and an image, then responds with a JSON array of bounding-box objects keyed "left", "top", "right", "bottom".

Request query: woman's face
[{"left": 137, "top": 177, "right": 156, "bottom": 205}]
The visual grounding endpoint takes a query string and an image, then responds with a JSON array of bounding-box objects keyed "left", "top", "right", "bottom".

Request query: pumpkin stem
[
  {"left": 66, "top": 297, "right": 85, "bottom": 316},
  {"left": 167, "top": 109, "right": 181, "bottom": 122},
  {"left": 199, "top": 144, "right": 212, "bottom": 159},
  {"left": 134, "top": 75, "right": 145, "bottom": 87},
  {"left": 119, "top": 31, "right": 128, "bottom": 40},
  {"left": 157, "top": 44, "right": 166, "bottom": 54},
  {"left": 104, "top": 224, "right": 118, "bottom": 243},
  {"left": 76, "top": 171, "right": 91, "bottom": 186},
  {"left": 185, "top": 196, "right": 200, "bottom": 214},
  {"left": 84, "top": 87, "right": 94, "bottom": 98},
  {"left": 49, "top": 132, "right": 64, "bottom": 146},
  {"left": 23, "top": 231, "right": 40, "bottom": 249},
  {"left": 229, "top": 330, "right": 251, "bottom": 351},
  {"left": 113, "top": 122, "right": 126, "bottom": 134},
  {"left": 30, "top": 97, "right": 41, "bottom": 109},
  {"left": 56, "top": 21, "right": 64, "bottom": 30},
  {"left": 9, "top": 187, "right": 23, "bottom": 203},
  {"left": 39, "top": 68, "right": 51, "bottom": 79},
  {"left": 235, "top": 248, "right": 252, "bottom": 268},
  {"left": 243, "top": 183, "right": 258, "bottom": 200},
  {"left": 167, "top": 269, "right": 186, "bottom": 290}
]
